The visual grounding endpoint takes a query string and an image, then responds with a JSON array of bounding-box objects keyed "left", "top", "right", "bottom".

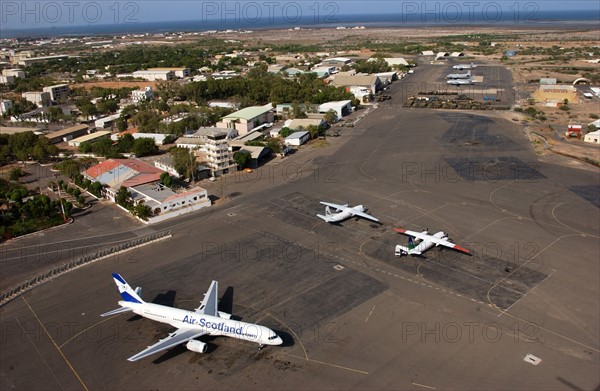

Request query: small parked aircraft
[
  {"left": 393, "top": 228, "right": 471, "bottom": 256},
  {"left": 317, "top": 201, "right": 379, "bottom": 223},
  {"left": 447, "top": 78, "right": 473, "bottom": 85},
  {"left": 446, "top": 70, "right": 472, "bottom": 79},
  {"left": 453, "top": 62, "right": 477, "bottom": 70}
]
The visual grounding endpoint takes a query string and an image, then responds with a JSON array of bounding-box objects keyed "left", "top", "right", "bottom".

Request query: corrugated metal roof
[{"left": 222, "top": 105, "right": 272, "bottom": 120}]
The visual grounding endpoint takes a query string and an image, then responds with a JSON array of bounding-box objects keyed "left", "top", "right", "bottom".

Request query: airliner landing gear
[{"left": 258, "top": 344, "right": 264, "bottom": 351}]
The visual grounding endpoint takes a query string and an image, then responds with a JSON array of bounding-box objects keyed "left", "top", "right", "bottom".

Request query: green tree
[
  {"left": 133, "top": 203, "right": 153, "bottom": 220},
  {"left": 170, "top": 147, "right": 198, "bottom": 178},
  {"left": 116, "top": 134, "right": 135, "bottom": 153},
  {"left": 279, "top": 127, "right": 292, "bottom": 137},
  {"left": 324, "top": 109, "right": 337, "bottom": 124},
  {"left": 115, "top": 186, "right": 132, "bottom": 208},
  {"left": 133, "top": 110, "right": 161, "bottom": 133},
  {"left": 90, "top": 181, "right": 104, "bottom": 197},
  {"left": 307, "top": 125, "right": 321, "bottom": 139},
  {"left": 160, "top": 172, "right": 173, "bottom": 187},
  {"left": 76, "top": 97, "right": 98, "bottom": 120},
  {"left": 96, "top": 99, "right": 118, "bottom": 115},
  {"left": 55, "top": 159, "right": 82, "bottom": 179},
  {"left": 79, "top": 156, "right": 99, "bottom": 170},
  {"left": 9, "top": 168, "right": 24, "bottom": 181},
  {"left": 233, "top": 151, "right": 250, "bottom": 168},
  {"left": 132, "top": 138, "right": 158, "bottom": 157},
  {"left": 115, "top": 118, "right": 128, "bottom": 132},
  {"left": 47, "top": 106, "right": 64, "bottom": 122},
  {"left": 78, "top": 142, "right": 93, "bottom": 153},
  {"left": 266, "top": 138, "right": 281, "bottom": 154}
]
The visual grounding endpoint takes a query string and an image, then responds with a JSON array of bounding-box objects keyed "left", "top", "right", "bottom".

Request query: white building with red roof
[
  {"left": 84, "top": 159, "right": 165, "bottom": 201},
  {"left": 83, "top": 159, "right": 210, "bottom": 220}
]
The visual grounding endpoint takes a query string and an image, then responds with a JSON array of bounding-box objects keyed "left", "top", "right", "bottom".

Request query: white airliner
[
  {"left": 446, "top": 70, "right": 471, "bottom": 79},
  {"left": 393, "top": 228, "right": 471, "bottom": 256},
  {"left": 317, "top": 201, "right": 379, "bottom": 223},
  {"left": 453, "top": 62, "right": 477, "bottom": 70},
  {"left": 101, "top": 273, "right": 283, "bottom": 361},
  {"left": 447, "top": 78, "right": 473, "bottom": 85}
]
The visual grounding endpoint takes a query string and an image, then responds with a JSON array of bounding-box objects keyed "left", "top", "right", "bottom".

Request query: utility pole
[{"left": 55, "top": 174, "right": 67, "bottom": 222}]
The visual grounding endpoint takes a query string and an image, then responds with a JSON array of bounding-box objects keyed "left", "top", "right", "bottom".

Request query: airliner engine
[{"left": 186, "top": 340, "right": 207, "bottom": 353}]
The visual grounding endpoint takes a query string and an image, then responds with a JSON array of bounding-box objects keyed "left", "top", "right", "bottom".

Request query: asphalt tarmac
[{"left": 1, "top": 66, "right": 598, "bottom": 390}]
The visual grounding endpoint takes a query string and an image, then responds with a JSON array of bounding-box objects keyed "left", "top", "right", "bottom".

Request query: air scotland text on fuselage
[{"left": 182, "top": 315, "right": 247, "bottom": 336}]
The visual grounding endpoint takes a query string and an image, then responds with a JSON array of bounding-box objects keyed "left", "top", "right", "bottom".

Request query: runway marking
[
  {"left": 229, "top": 302, "right": 309, "bottom": 362},
  {"left": 552, "top": 203, "right": 600, "bottom": 238},
  {"left": 21, "top": 297, "right": 89, "bottom": 391},
  {"left": 365, "top": 305, "right": 376, "bottom": 323},
  {"left": 488, "top": 184, "right": 598, "bottom": 236},
  {"left": 412, "top": 381, "right": 437, "bottom": 389},
  {"left": 15, "top": 317, "right": 65, "bottom": 390},
  {"left": 285, "top": 353, "right": 369, "bottom": 375},
  {"left": 59, "top": 316, "right": 115, "bottom": 349},
  {"left": 487, "top": 234, "right": 580, "bottom": 314},
  {"left": 499, "top": 310, "right": 600, "bottom": 353},
  {"left": 336, "top": 246, "right": 600, "bottom": 353},
  {"left": 499, "top": 269, "right": 555, "bottom": 316}
]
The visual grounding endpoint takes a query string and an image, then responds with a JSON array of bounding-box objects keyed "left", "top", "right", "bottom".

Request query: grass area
[
  {"left": 2, "top": 214, "right": 67, "bottom": 239},
  {"left": 311, "top": 139, "right": 330, "bottom": 148}
]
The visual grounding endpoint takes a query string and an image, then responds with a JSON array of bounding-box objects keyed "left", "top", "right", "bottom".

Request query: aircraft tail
[
  {"left": 408, "top": 237, "right": 416, "bottom": 249},
  {"left": 325, "top": 205, "right": 331, "bottom": 216},
  {"left": 112, "top": 273, "right": 145, "bottom": 304},
  {"left": 395, "top": 245, "right": 410, "bottom": 257}
]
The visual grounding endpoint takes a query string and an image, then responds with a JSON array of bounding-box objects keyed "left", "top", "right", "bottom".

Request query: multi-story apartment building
[
  {"left": 175, "top": 127, "right": 237, "bottom": 177},
  {"left": 43, "top": 84, "right": 70, "bottom": 102}
]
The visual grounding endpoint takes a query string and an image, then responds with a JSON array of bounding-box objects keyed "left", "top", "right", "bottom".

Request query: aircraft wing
[
  {"left": 319, "top": 201, "right": 348, "bottom": 211},
  {"left": 393, "top": 228, "right": 425, "bottom": 238},
  {"left": 432, "top": 239, "right": 471, "bottom": 254},
  {"left": 350, "top": 210, "right": 379, "bottom": 222},
  {"left": 194, "top": 280, "right": 219, "bottom": 316},
  {"left": 127, "top": 328, "right": 207, "bottom": 362}
]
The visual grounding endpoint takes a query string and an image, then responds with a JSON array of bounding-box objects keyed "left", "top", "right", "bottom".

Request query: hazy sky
[{"left": 2, "top": 0, "right": 599, "bottom": 30}]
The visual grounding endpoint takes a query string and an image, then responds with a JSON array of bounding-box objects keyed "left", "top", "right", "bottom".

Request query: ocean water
[{"left": 2, "top": 10, "right": 599, "bottom": 39}]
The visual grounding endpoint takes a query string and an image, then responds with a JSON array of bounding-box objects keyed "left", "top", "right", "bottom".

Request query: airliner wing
[
  {"left": 194, "top": 280, "right": 218, "bottom": 316},
  {"left": 128, "top": 328, "right": 207, "bottom": 362},
  {"left": 319, "top": 201, "right": 348, "bottom": 211},
  {"left": 350, "top": 210, "right": 379, "bottom": 222}
]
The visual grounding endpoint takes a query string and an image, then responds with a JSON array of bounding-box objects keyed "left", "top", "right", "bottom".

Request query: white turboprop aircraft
[
  {"left": 393, "top": 228, "right": 471, "bottom": 257},
  {"left": 447, "top": 78, "right": 473, "bottom": 85},
  {"left": 101, "top": 273, "right": 283, "bottom": 361},
  {"left": 317, "top": 201, "right": 379, "bottom": 223},
  {"left": 453, "top": 62, "right": 477, "bottom": 70},
  {"left": 446, "top": 70, "right": 471, "bottom": 79}
]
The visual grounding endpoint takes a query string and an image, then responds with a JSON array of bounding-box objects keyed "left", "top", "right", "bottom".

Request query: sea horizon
[{"left": 2, "top": 9, "right": 599, "bottom": 39}]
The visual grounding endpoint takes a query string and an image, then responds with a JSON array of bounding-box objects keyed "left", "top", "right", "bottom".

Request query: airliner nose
[{"left": 274, "top": 335, "right": 283, "bottom": 345}]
